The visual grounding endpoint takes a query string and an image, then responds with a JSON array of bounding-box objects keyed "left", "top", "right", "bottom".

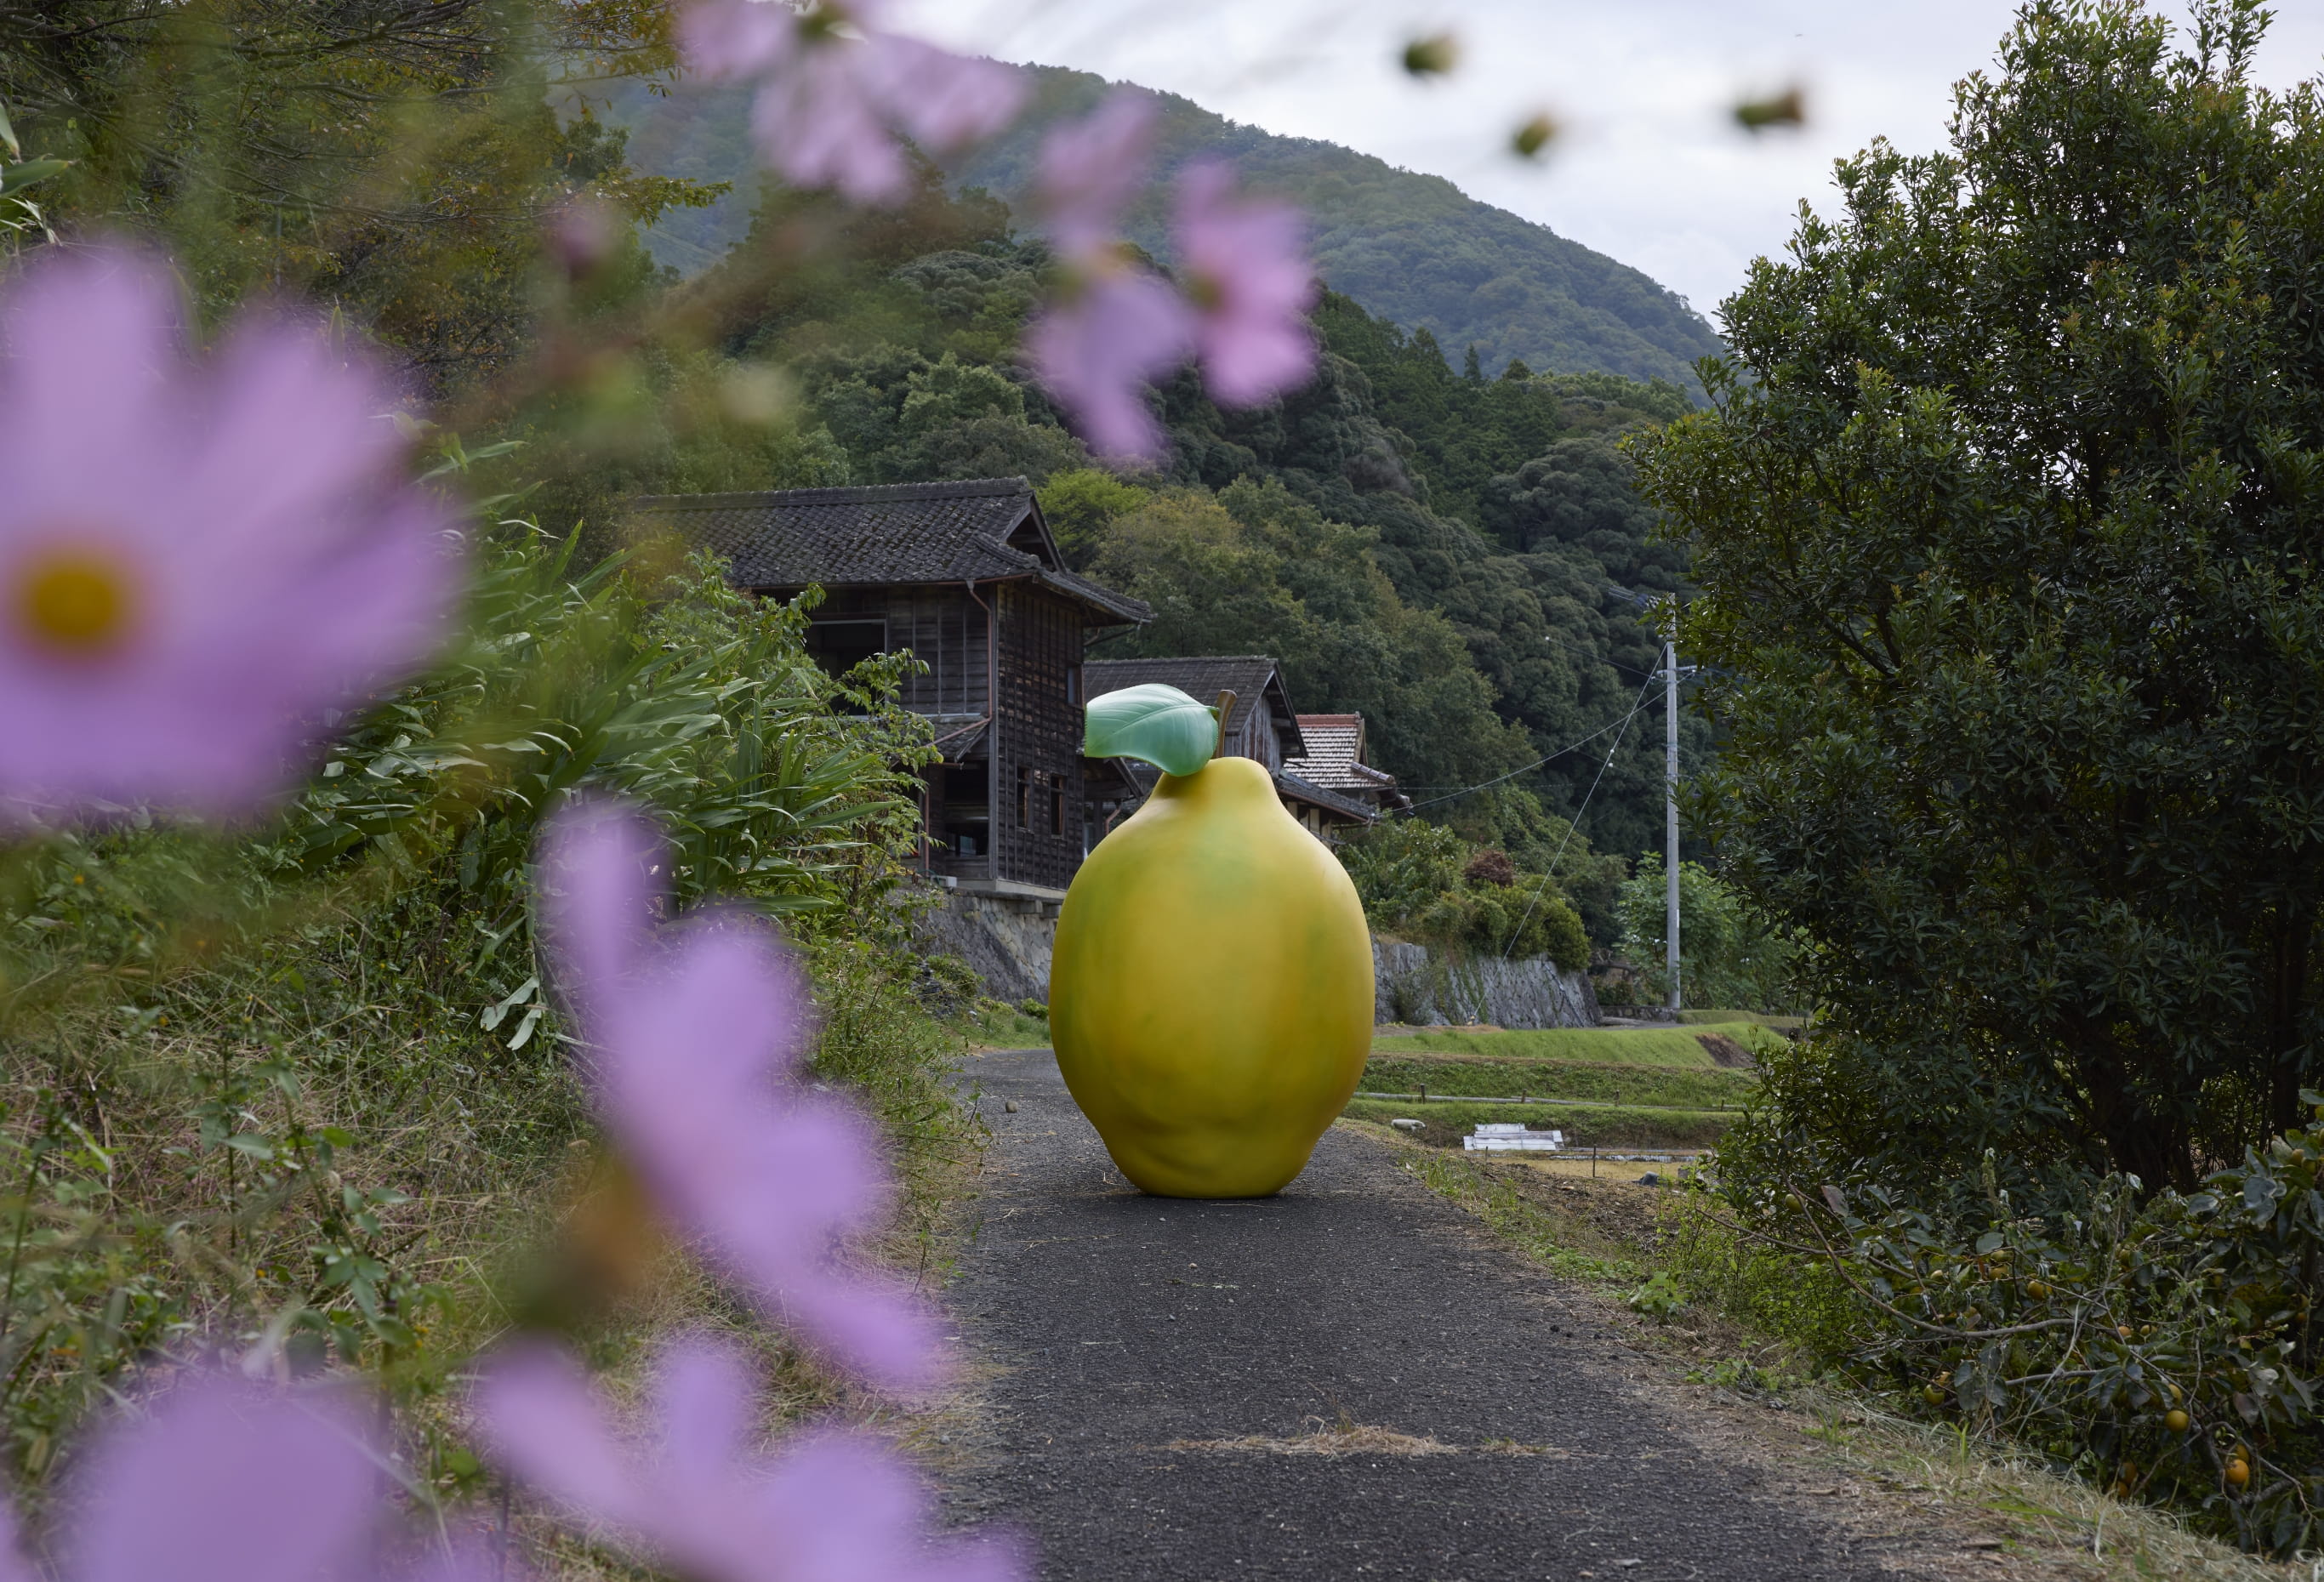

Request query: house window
[
  {"left": 1050, "top": 783, "right": 1063, "bottom": 836},
  {"left": 1017, "top": 766, "right": 1031, "bottom": 829},
  {"left": 1066, "top": 665, "right": 1081, "bottom": 705},
  {"left": 803, "top": 618, "right": 887, "bottom": 677}
]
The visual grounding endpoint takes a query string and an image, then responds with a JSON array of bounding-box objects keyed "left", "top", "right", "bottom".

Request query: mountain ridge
[{"left": 595, "top": 62, "right": 1723, "bottom": 395}]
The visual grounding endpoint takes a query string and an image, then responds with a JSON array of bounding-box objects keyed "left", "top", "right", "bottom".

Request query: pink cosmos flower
[
  {"left": 1021, "top": 93, "right": 1318, "bottom": 464},
  {"left": 475, "top": 1337, "right": 1017, "bottom": 1582},
  {"left": 1172, "top": 160, "right": 1319, "bottom": 407},
  {"left": 538, "top": 798, "right": 942, "bottom": 1390},
  {"left": 0, "top": 1371, "right": 376, "bottom": 1582},
  {"left": 1024, "top": 272, "right": 1194, "bottom": 464},
  {"left": 0, "top": 245, "right": 457, "bottom": 821},
  {"left": 679, "top": 1, "right": 1024, "bottom": 207},
  {"left": 1034, "top": 90, "right": 1161, "bottom": 264}
]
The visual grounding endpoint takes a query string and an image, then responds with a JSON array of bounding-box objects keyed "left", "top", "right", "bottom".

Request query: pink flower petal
[
  {"left": 1034, "top": 92, "right": 1159, "bottom": 264},
  {"left": 0, "top": 243, "right": 459, "bottom": 821},
  {"left": 71, "top": 1373, "right": 380, "bottom": 1582},
  {"left": 1173, "top": 160, "right": 1319, "bottom": 407},
  {"left": 1026, "top": 271, "right": 1196, "bottom": 464},
  {"left": 474, "top": 1337, "right": 1024, "bottom": 1582},
  {"left": 679, "top": 2, "right": 1020, "bottom": 209},
  {"left": 675, "top": 0, "right": 798, "bottom": 79},
  {"left": 536, "top": 801, "right": 945, "bottom": 1389},
  {"left": 472, "top": 1342, "right": 653, "bottom": 1532}
]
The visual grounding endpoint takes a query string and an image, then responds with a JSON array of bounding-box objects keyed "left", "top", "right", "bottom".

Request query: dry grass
[{"left": 1787, "top": 1389, "right": 2309, "bottom": 1581}]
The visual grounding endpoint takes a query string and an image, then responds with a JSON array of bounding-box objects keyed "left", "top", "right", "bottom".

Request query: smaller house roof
[
  {"left": 1084, "top": 657, "right": 1306, "bottom": 760},
  {"left": 631, "top": 477, "right": 1150, "bottom": 626},
  {"left": 1286, "top": 713, "right": 1398, "bottom": 794}
]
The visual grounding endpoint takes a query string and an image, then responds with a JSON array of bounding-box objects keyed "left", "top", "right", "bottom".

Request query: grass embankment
[
  {"left": 1375, "top": 1022, "right": 1785, "bottom": 1067},
  {"left": 1364, "top": 1052, "right": 1756, "bottom": 1109},
  {"left": 1353, "top": 1024, "right": 1771, "bottom": 1150},
  {"left": 1677, "top": 1008, "right": 1805, "bottom": 1033}
]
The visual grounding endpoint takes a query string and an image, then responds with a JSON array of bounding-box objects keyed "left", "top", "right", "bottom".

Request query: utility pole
[{"left": 1664, "top": 637, "right": 1680, "bottom": 1013}]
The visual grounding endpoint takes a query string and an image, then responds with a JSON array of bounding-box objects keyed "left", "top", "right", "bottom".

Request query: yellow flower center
[{"left": 14, "top": 549, "right": 138, "bottom": 659}]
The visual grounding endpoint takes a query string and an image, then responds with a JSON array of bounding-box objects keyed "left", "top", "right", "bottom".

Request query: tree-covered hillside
[
  {"left": 590, "top": 63, "right": 1723, "bottom": 394},
  {"left": 652, "top": 171, "right": 1711, "bottom": 896}
]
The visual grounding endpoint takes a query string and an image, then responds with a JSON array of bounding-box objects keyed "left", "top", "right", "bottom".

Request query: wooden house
[
  {"left": 631, "top": 478, "right": 1151, "bottom": 900},
  {"left": 1083, "top": 657, "right": 1381, "bottom": 839}
]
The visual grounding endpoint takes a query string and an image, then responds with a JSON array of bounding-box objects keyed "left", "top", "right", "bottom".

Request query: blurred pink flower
[
  {"left": 1172, "top": 160, "right": 1318, "bottom": 407},
  {"left": 475, "top": 1337, "right": 1017, "bottom": 1582},
  {"left": 679, "top": 1, "right": 1023, "bottom": 206},
  {"left": 0, "top": 245, "right": 457, "bottom": 821},
  {"left": 1034, "top": 90, "right": 1160, "bottom": 263},
  {"left": 56, "top": 1372, "right": 377, "bottom": 1582},
  {"left": 1024, "top": 271, "right": 1193, "bottom": 465},
  {"left": 538, "top": 799, "right": 943, "bottom": 1389},
  {"left": 1022, "top": 93, "right": 1317, "bottom": 463}
]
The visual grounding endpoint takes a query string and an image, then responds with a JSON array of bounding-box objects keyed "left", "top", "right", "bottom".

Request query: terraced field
[{"left": 1346, "top": 1021, "right": 1776, "bottom": 1149}]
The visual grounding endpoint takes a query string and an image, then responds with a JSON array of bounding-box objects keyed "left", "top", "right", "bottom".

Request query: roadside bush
[
  {"left": 1723, "top": 1101, "right": 2324, "bottom": 1556},
  {"left": 1340, "top": 819, "right": 1591, "bottom": 969}
]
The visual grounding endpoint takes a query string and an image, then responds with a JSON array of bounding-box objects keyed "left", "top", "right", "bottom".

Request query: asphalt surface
[{"left": 943, "top": 1046, "right": 1895, "bottom": 1582}]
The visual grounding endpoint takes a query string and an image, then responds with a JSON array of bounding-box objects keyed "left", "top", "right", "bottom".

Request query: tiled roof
[
  {"left": 1276, "top": 771, "right": 1379, "bottom": 824},
  {"left": 1084, "top": 656, "right": 1303, "bottom": 756},
  {"left": 1284, "top": 712, "right": 1398, "bottom": 795},
  {"left": 631, "top": 478, "right": 1150, "bottom": 625}
]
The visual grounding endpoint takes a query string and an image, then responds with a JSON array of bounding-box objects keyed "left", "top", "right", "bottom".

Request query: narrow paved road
[{"left": 943, "top": 1046, "right": 1904, "bottom": 1582}]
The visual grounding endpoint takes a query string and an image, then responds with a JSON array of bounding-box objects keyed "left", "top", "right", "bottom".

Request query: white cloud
[{"left": 891, "top": 0, "right": 2324, "bottom": 331}]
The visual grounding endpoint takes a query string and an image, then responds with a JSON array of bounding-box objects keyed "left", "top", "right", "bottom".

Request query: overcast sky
[{"left": 892, "top": 0, "right": 2324, "bottom": 331}]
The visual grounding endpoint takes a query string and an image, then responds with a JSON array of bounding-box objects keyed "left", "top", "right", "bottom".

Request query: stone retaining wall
[
  {"left": 1371, "top": 938, "right": 1599, "bottom": 1029},
  {"left": 917, "top": 896, "right": 1599, "bottom": 1030}
]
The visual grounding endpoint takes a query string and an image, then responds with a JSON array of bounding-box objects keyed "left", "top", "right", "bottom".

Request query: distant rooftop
[
  {"left": 631, "top": 477, "right": 1150, "bottom": 626},
  {"left": 1286, "top": 713, "right": 1398, "bottom": 795}
]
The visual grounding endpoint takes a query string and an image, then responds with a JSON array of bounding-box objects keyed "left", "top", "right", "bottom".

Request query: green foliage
[
  {"left": 1361, "top": 1054, "right": 1756, "bottom": 1111},
  {"left": 1336, "top": 818, "right": 1591, "bottom": 966},
  {"left": 1618, "top": 856, "right": 1799, "bottom": 1013},
  {"left": 0, "top": 515, "right": 965, "bottom": 1493},
  {"left": 1625, "top": 1270, "right": 1689, "bottom": 1319},
  {"left": 1751, "top": 1104, "right": 2324, "bottom": 1556},
  {"left": 1658, "top": 1198, "right": 1865, "bottom": 1359},
  {"left": 598, "top": 64, "right": 1723, "bottom": 392},
  {"left": 4, "top": 0, "right": 702, "bottom": 396},
  {"left": 1374, "top": 1026, "right": 1737, "bottom": 1068},
  {"left": 1036, "top": 469, "right": 1152, "bottom": 568},
  {"left": 1631, "top": 0, "right": 2324, "bottom": 1190}
]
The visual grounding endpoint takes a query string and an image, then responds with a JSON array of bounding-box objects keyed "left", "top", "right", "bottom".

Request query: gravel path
[{"left": 942, "top": 1045, "right": 1905, "bottom": 1582}]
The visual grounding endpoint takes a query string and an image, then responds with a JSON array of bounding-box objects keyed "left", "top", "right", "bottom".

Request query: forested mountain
[
  {"left": 591, "top": 62, "right": 1723, "bottom": 393},
  {"left": 609, "top": 170, "right": 1713, "bottom": 918}
]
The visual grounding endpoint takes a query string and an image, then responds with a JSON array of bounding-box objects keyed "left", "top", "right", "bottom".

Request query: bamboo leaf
[{"left": 1082, "top": 684, "right": 1216, "bottom": 777}]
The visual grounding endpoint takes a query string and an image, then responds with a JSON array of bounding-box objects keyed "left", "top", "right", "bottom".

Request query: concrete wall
[{"left": 918, "top": 897, "right": 1599, "bottom": 1031}]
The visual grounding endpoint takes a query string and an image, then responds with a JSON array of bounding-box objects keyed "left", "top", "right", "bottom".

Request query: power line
[
  {"left": 1396, "top": 669, "right": 1691, "bottom": 812},
  {"left": 1497, "top": 669, "right": 1662, "bottom": 960}
]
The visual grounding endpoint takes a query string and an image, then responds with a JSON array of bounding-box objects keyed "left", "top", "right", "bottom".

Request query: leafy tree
[
  {"left": 1632, "top": 0, "right": 2324, "bottom": 1189},
  {"left": 1037, "top": 469, "right": 1152, "bottom": 567},
  {"left": 1336, "top": 818, "right": 1590, "bottom": 968},
  {"left": 1616, "top": 856, "right": 1797, "bottom": 1013}
]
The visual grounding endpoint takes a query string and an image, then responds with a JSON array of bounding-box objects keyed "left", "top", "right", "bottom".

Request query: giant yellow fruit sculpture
[{"left": 1051, "top": 684, "right": 1374, "bottom": 1198}]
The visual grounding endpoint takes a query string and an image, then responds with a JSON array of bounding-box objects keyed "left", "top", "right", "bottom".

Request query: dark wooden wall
[
  {"left": 790, "top": 580, "right": 1095, "bottom": 892},
  {"left": 810, "top": 587, "right": 988, "bottom": 717},
  {"left": 992, "top": 582, "right": 1085, "bottom": 892}
]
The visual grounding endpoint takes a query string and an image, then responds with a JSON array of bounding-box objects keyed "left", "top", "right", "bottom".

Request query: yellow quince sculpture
[{"left": 1050, "top": 684, "right": 1375, "bottom": 1198}]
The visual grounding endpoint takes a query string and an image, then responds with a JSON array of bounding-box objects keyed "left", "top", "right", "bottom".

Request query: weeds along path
[{"left": 942, "top": 1046, "right": 1896, "bottom": 1582}]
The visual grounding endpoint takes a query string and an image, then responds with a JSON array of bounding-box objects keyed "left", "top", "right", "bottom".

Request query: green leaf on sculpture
[{"left": 1082, "top": 684, "right": 1216, "bottom": 777}]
